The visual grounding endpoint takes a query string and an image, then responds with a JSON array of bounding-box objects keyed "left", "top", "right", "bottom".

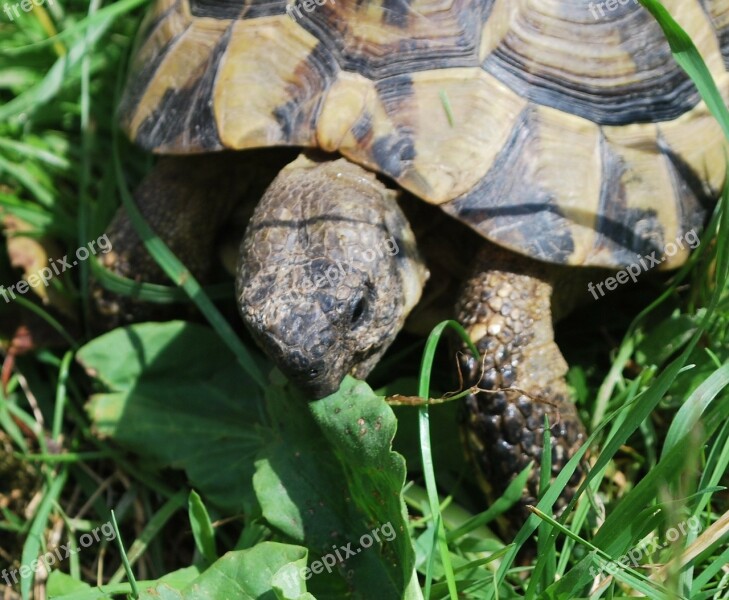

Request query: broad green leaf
[
  {"left": 137, "top": 542, "right": 312, "bottom": 600},
  {"left": 79, "top": 321, "right": 265, "bottom": 513},
  {"left": 46, "top": 571, "right": 107, "bottom": 599},
  {"left": 254, "top": 376, "right": 416, "bottom": 599},
  {"left": 80, "top": 323, "right": 417, "bottom": 598},
  {"left": 48, "top": 568, "right": 202, "bottom": 600}
]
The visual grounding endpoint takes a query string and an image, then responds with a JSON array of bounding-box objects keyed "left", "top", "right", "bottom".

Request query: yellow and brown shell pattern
[{"left": 119, "top": 0, "right": 729, "bottom": 269}]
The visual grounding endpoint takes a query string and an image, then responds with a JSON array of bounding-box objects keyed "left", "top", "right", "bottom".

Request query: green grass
[{"left": 0, "top": 1, "right": 728, "bottom": 599}]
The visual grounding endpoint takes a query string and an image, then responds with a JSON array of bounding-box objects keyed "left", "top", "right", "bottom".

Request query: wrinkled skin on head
[{"left": 237, "top": 155, "right": 428, "bottom": 398}]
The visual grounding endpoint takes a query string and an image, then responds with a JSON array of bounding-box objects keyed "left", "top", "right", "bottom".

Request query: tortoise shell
[{"left": 119, "top": 0, "right": 729, "bottom": 269}]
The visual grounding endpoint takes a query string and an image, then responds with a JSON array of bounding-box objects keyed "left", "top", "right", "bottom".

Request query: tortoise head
[{"left": 237, "top": 155, "right": 428, "bottom": 398}]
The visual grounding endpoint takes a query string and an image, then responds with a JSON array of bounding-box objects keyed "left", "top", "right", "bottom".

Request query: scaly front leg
[{"left": 457, "top": 243, "right": 587, "bottom": 532}]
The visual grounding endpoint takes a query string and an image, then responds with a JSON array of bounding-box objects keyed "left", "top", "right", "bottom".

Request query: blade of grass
[
  {"left": 110, "top": 509, "right": 139, "bottom": 599},
  {"left": 110, "top": 144, "right": 267, "bottom": 388},
  {"left": 0, "top": 9, "right": 118, "bottom": 122},
  {"left": 526, "top": 420, "right": 555, "bottom": 599},
  {"left": 77, "top": 0, "right": 103, "bottom": 333},
  {"left": 0, "top": 390, "right": 30, "bottom": 453},
  {"left": 662, "top": 362, "right": 729, "bottom": 457},
  {"left": 3, "top": 0, "right": 148, "bottom": 58},
  {"left": 590, "top": 388, "right": 729, "bottom": 557},
  {"left": 592, "top": 199, "right": 721, "bottom": 429},
  {"left": 0, "top": 154, "right": 55, "bottom": 207},
  {"left": 20, "top": 468, "right": 68, "bottom": 600},
  {"left": 417, "top": 320, "right": 478, "bottom": 599},
  {"left": 0, "top": 192, "right": 75, "bottom": 232},
  {"left": 109, "top": 45, "right": 266, "bottom": 387},
  {"left": 650, "top": 511, "right": 729, "bottom": 584},
  {"left": 188, "top": 490, "right": 218, "bottom": 565},
  {"left": 544, "top": 396, "right": 729, "bottom": 597},
  {"left": 12, "top": 295, "right": 78, "bottom": 349},
  {"left": 557, "top": 374, "right": 649, "bottom": 579},
  {"left": 695, "top": 418, "right": 729, "bottom": 516},
  {"left": 491, "top": 433, "right": 592, "bottom": 593},
  {"left": 0, "top": 137, "right": 71, "bottom": 169},
  {"left": 90, "top": 257, "right": 234, "bottom": 303},
  {"left": 109, "top": 489, "right": 187, "bottom": 584},
  {"left": 528, "top": 507, "right": 680, "bottom": 599},
  {"left": 51, "top": 349, "right": 73, "bottom": 441},
  {"left": 445, "top": 464, "right": 531, "bottom": 543},
  {"left": 639, "top": 0, "right": 729, "bottom": 139},
  {"left": 20, "top": 451, "right": 111, "bottom": 462},
  {"left": 691, "top": 544, "right": 729, "bottom": 594}
]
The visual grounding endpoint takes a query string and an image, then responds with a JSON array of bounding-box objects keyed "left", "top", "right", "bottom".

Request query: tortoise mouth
[{"left": 287, "top": 368, "right": 342, "bottom": 400}]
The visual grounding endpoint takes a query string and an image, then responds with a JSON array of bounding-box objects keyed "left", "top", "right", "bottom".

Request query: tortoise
[{"left": 99, "top": 0, "right": 728, "bottom": 525}]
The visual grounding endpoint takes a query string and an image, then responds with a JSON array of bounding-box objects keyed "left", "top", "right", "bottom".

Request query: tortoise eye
[{"left": 350, "top": 296, "right": 367, "bottom": 328}]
